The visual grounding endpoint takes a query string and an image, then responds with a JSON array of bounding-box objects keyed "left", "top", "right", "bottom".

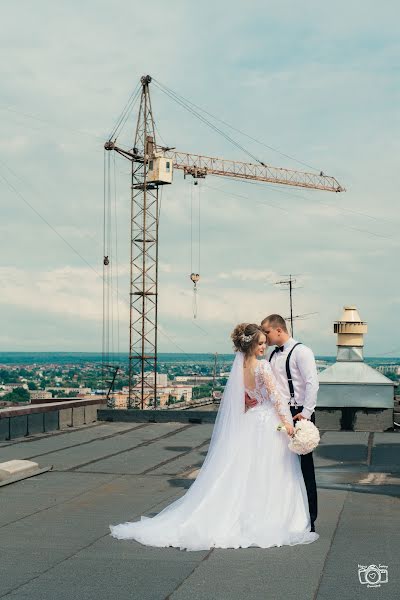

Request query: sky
[{"left": 0, "top": 0, "right": 399, "bottom": 356}]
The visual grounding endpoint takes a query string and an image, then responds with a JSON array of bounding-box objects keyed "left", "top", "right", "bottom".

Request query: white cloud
[{"left": 0, "top": 266, "right": 105, "bottom": 321}]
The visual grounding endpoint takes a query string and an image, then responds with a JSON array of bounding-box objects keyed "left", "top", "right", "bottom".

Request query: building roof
[
  {"left": 319, "top": 361, "right": 394, "bottom": 385},
  {"left": 1, "top": 422, "right": 399, "bottom": 599}
]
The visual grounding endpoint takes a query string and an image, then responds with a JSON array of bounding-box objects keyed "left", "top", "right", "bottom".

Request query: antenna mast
[{"left": 275, "top": 275, "right": 296, "bottom": 336}]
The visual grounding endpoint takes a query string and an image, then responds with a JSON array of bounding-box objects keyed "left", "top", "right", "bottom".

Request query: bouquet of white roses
[{"left": 277, "top": 419, "right": 320, "bottom": 455}]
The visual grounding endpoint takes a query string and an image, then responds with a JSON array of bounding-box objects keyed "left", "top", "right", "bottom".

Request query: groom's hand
[
  {"left": 245, "top": 393, "right": 257, "bottom": 410},
  {"left": 293, "top": 413, "right": 307, "bottom": 422}
]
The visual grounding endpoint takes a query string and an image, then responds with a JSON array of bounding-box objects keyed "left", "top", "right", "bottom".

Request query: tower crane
[{"left": 104, "top": 74, "right": 345, "bottom": 409}]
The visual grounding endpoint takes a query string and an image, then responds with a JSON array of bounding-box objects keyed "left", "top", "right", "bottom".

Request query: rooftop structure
[
  {"left": 334, "top": 305, "right": 368, "bottom": 361},
  {"left": 319, "top": 306, "right": 395, "bottom": 409}
]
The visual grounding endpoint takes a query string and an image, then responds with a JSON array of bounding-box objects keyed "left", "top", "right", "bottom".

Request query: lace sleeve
[{"left": 259, "top": 361, "right": 293, "bottom": 425}]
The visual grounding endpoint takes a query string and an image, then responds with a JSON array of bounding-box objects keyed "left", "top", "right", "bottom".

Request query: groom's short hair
[{"left": 261, "top": 314, "right": 288, "bottom": 332}]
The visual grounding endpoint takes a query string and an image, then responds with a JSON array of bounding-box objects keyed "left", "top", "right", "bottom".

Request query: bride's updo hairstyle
[{"left": 231, "top": 323, "right": 264, "bottom": 357}]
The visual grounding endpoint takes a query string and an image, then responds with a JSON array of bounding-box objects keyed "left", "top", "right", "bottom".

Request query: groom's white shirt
[{"left": 268, "top": 337, "right": 319, "bottom": 419}]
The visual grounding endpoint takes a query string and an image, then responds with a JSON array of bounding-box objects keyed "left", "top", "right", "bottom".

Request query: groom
[{"left": 245, "top": 314, "right": 319, "bottom": 532}]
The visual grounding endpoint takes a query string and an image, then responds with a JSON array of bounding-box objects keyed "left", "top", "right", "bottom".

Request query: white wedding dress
[{"left": 110, "top": 354, "right": 319, "bottom": 550}]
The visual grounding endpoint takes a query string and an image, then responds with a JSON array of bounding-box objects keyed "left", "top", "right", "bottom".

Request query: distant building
[
  {"left": 174, "top": 376, "right": 214, "bottom": 384},
  {"left": 131, "top": 384, "right": 193, "bottom": 405},
  {"left": 168, "top": 385, "right": 193, "bottom": 403},
  {"left": 1, "top": 383, "right": 29, "bottom": 391},
  {"left": 377, "top": 365, "right": 400, "bottom": 376},
  {"left": 113, "top": 393, "right": 129, "bottom": 409},
  {"left": 45, "top": 387, "right": 92, "bottom": 395},
  {"left": 112, "top": 390, "right": 170, "bottom": 409},
  {"left": 113, "top": 383, "right": 193, "bottom": 410},
  {"left": 30, "top": 391, "right": 52, "bottom": 400},
  {"left": 142, "top": 373, "right": 168, "bottom": 387},
  {"left": 315, "top": 359, "right": 329, "bottom": 373}
]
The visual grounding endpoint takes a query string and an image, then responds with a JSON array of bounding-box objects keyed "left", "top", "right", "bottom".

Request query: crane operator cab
[{"left": 147, "top": 155, "right": 173, "bottom": 185}]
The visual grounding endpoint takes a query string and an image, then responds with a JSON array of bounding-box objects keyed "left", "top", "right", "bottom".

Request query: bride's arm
[{"left": 259, "top": 361, "right": 294, "bottom": 434}]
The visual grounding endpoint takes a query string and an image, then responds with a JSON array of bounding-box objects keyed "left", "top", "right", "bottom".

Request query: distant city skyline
[
  {"left": 0, "top": 352, "right": 398, "bottom": 364},
  {"left": 1, "top": 1, "right": 399, "bottom": 356}
]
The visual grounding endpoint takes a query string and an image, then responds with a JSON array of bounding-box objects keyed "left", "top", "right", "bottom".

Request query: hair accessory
[{"left": 241, "top": 333, "right": 254, "bottom": 343}]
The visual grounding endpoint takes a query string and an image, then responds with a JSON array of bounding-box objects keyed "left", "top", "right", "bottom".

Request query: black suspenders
[{"left": 269, "top": 342, "right": 303, "bottom": 406}]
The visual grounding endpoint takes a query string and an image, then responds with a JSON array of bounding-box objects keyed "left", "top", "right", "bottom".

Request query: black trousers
[{"left": 290, "top": 406, "right": 318, "bottom": 525}]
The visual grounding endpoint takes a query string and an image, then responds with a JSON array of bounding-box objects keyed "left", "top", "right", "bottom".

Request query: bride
[{"left": 110, "top": 323, "right": 319, "bottom": 550}]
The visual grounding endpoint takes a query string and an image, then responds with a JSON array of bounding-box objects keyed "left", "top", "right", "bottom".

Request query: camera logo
[{"left": 358, "top": 564, "right": 388, "bottom": 587}]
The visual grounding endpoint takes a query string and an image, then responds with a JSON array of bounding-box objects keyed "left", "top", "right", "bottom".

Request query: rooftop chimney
[{"left": 333, "top": 305, "right": 368, "bottom": 362}]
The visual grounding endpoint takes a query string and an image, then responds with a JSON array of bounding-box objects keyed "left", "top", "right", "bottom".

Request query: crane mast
[
  {"left": 104, "top": 74, "right": 345, "bottom": 409},
  {"left": 111, "top": 75, "right": 159, "bottom": 409}
]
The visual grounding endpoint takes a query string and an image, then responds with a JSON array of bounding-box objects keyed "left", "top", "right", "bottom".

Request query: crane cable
[
  {"left": 108, "top": 83, "right": 141, "bottom": 142},
  {"left": 103, "top": 79, "right": 143, "bottom": 391},
  {"left": 189, "top": 179, "right": 201, "bottom": 318},
  {"left": 102, "top": 150, "right": 110, "bottom": 389},
  {"left": 113, "top": 152, "right": 120, "bottom": 360},
  {"left": 152, "top": 80, "right": 263, "bottom": 166},
  {"left": 102, "top": 147, "right": 122, "bottom": 397},
  {"left": 153, "top": 78, "right": 321, "bottom": 173}
]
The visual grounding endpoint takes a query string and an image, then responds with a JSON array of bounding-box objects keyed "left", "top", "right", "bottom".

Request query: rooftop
[
  {"left": 0, "top": 422, "right": 399, "bottom": 599},
  {"left": 318, "top": 361, "right": 394, "bottom": 384}
]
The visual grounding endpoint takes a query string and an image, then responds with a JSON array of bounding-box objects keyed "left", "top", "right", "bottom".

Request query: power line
[
  {"left": 203, "top": 181, "right": 290, "bottom": 214},
  {"left": 0, "top": 105, "right": 105, "bottom": 142},
  {"left": 210, "top": 177, "right": 398, "bottom": 241},
  {"left": 374, "top": 347, "right": 400, "bottom": 357},
  {"left": 0, "top": 159, "right": 194, "bottom": 358},
  {"left": 233, "top": 176, "right": 398, "bottom": 228},
  {"left": 0, "top": 166, "right": 101, "bottom": 275}
]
